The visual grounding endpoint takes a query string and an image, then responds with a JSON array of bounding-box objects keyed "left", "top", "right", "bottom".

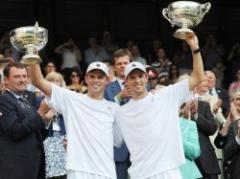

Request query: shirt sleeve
[
  {"left": 113, "top": 115, "right": 124, "bottom": 148},
  {"left": 50, "top": 85, "right": 74, "bottom": 114},
  {"left": 167, "top": 79, "right": 191, "bottom": 106}
]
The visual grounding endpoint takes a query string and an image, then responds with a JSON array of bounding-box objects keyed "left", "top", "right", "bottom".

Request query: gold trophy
[{"left": 9, "top": 22, "right": 48, "bottom": 64}]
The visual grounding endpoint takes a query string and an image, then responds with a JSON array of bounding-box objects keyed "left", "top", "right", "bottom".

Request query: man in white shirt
[
  {"left": 29, "top": 61, "right": 122, "bottom": 179},
  {"left": 115, "top": 33, "right": 204, "bottom": 179}
]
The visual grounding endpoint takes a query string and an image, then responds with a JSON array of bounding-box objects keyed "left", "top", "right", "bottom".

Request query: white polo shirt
[
  {"left": 49, "top": 85, "right": 121, "bottom": 179},
  {"left": 116, "top": 79, "right": 190, "bottom": 179}
]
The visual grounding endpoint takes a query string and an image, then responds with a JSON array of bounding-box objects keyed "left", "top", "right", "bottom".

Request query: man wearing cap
[
  {"left": 29, "top": 62, "right": 123, "bottom": 179},
  {"left": 115, "top": 33, "right": 204, "bottom": 179}
]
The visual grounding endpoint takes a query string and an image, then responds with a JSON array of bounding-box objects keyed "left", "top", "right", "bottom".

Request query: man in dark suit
[
  {"left": 104, "top": 49, "right": 132, "bottom": 179},
  {"left": 223, "top": 90, "right": 240, "bottom": 179},
  {"left": 194, "top": 98, "right": 221, "bottom": 179},
  {"left": 0, "top": 63, "right": 50, "bottom": 179},
  {"left": 205, "top": 70, "right": 230, "bottom": 117}
]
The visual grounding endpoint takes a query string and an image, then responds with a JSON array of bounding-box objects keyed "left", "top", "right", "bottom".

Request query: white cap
[
  {"left": 86, "top": 61, "right": 109, "bottom": 77},
  {"left": 124, "top": 62, "right": 146, "bottom": 78}
]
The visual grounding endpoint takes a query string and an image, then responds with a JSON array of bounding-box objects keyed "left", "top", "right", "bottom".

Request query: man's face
[
  {"left": 126, "top": 69, "right": 147, "bottom": 95},
  {"left": 114, "top": 55, "right": 130, "bottom": 78},
  {"left": 85, "top": 70, "right": 109, "bottom": 94},
  {"left": 5, "top": 67, "right": 28, "bottom": 94}
]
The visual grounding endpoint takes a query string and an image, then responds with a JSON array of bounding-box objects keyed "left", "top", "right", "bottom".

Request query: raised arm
[
  {"left": 185, "top": 33, "right": 204, "bottom": 91},
  {"left": 28, "top": 64, "right": 53, "bottom": 97}
]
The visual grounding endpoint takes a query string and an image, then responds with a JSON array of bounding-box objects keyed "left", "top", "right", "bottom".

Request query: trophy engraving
[
  {"left": 162, "top": 1, "right": 211, "bottom": 39},
  {"left": 9, "top": 22, "right": 48, "bottom": 64}
]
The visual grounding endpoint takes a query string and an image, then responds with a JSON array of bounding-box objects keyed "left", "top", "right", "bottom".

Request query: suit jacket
[
  {"left": 104, "top": 80, "right": 129, "bottom": 162},
  {"left": 194, "top": 100, "right": 221, "bottom": 175},
  {"left": 224, "top": 120, "right": 240, "bottom": 179},
  {"left": 0, "top": 90, "right": 47, "bottom": 179},
  {"left": 215, "top": 87, "right": 230, "bottom": 117}
]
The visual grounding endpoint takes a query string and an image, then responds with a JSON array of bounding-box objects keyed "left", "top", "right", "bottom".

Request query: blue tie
[{"left": 18, "top": 97, "right": 31, "bottom": 113}]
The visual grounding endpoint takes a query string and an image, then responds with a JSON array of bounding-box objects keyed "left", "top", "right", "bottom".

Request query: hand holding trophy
[
  {"left": 9, "top": 22, "right": 48, "bottom": 64},
  {"left": 162, "top": 1, "right": 211, "bottom": 39}
]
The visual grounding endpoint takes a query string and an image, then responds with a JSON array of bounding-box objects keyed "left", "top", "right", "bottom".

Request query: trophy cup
[
  {"left": 162, "top": 1, "right": 211, "bottom": 39},
  {"left": 9, "top": 22, "right": 48, "bottom": 64}
]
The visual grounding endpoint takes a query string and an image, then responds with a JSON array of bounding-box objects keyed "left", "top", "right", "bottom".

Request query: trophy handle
[
  {"left": 162, "top": 8, "right": 174, "bottom": 27},
  {"left": 201, "top": 2, "right": 211, "bottom": 16}
]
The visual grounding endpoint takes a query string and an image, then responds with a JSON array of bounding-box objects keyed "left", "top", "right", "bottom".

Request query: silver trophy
[
  {"left": 162, "top": 1, "right": 211, "bottom": 39},
  {"left": 9, "top": 22, "right": 48, "bottom": 64}
]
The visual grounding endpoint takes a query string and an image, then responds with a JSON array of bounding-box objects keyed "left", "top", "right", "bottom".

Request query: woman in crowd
[
  {"left": 168, "top": 63, "right": 180, "bottom": 84},
  {"left": 179, "top": 101, "right": 202, "bottom": 179},
  {"left": 43, "top": 71, "right": 67, "bottom": 179},
  {"left": 67, "top": 68, "right": 87, "bottom": 93}
]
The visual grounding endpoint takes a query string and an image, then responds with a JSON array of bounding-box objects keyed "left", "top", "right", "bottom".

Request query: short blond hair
[{"left": 45, "top": 71, "right": 66, "bottom": 88}]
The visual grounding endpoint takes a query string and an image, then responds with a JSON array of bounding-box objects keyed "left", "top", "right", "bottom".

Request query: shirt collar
[
  {"left": 116, "top": 77, "right": 124, "bottom": 89},
  {"left": 6, "top": 89, "right": 23, "bottom": 99}
]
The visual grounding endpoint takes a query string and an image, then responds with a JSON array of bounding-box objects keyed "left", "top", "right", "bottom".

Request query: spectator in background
[
  {"left": 169, "top": 64, "right": 180, "bottom": 84},
  {"left": 158, "top": 71, "right": 169, "bottom": 86},
  {"left": 214, "top": 98, "right": 240, "bottom": 179},
  {"left": 205, "top": 70, "right": 230, "bottom": 118},
  {"left": 84, "top": 37, "right": 109, "bottom": 65},
  {"left": 67, "top": 68, "right": 87, "bottom": 93},
  {"left": 224, "top": 90, "right": 240, "bottom": 179},
  {"left": 0, "top": 62, "right": 50, "bottom": 179},
  {"left": 146, "top": 66, "right": 161, "bottom": 91},
  {"left": 226, "top": 42, "right": 240, "bottom": 86},
  {"left": 202, "top": 34, "right": 224, "bottom": 70},
  {"left": 44, "top": 71, "right": 67, "bottom": 179},
  {"left": 0, "top": 32, "right": 10, "bottom": 52},
  {"left": 102, "top": 60, "right": 116, "bottom": 83},
  {"left": 102, "top": 31, "right": 119, "bottom": 58},
  {"left": 228, "top": 69, "right": 240, "bottom": 96},
  {"left": 0, "top": 54, "right": 7, "bottom": 88},
  {"left": 44, "top": 61, "right": 57, "bottom": 77},
  {"left": 54, "top": 38, "right": 82, "bottom": 79},
  {"left": 151, "top": 47, "right": 171, "bottom": 74},
  {"left": 179, "top": 101, "right": 202, "bottom": 179},
  {"left": 193, "top": 79, "right": 221, "bottom": 179},
  {"left": 173, "top": 41, "right": 193, "bottom": 75},
  {"left": 212, "top": 61, "right": 225, "bottom": 89},
  {"left": 126, "top": 40, "right": 135, "bottom": 51},
  {"left": 131, "top": 44, "right": 147, "bottom": 65},
  {"left": 147, "top": 39, "right": 163, "bottom": 64}
]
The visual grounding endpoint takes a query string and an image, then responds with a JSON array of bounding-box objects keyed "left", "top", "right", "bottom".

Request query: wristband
[{"left": 192, "top": 48, "right": 201, "bottom": 54}]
